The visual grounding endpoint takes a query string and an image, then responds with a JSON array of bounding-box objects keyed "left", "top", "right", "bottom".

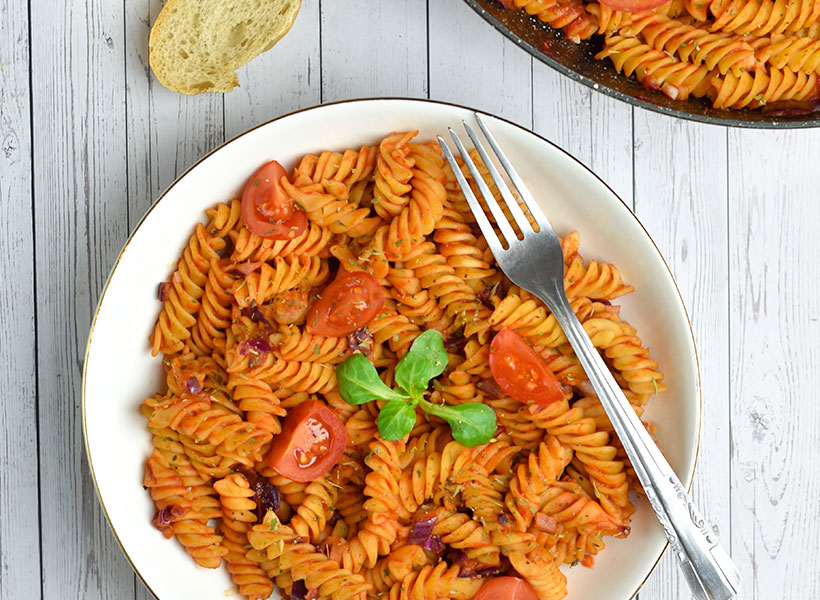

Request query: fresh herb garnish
[{"left": 336, "top": 330, "right": 497, "bottom": 446}]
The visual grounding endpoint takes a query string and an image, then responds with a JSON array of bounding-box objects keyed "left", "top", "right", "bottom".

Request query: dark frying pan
[{"left": 464, "top": 0, "right": 820, "bottom": 128}]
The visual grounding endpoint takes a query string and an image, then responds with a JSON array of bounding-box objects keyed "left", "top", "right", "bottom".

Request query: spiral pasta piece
[
  {"left": 708, "top": 0, "right": 820, "bottom": 35},
  {"left": 228, "top": 374, "right": 287, "bottom": 436},
  {"left": 214, "top": 473, "right": 258, "bottom": 533},
  {"left": 365, "top": 142, "right": 447, "bottom": 261},
  {"left": 711, "top": 64, "right": 820, "bottom": 108},
  {"left": 364, "top": 545, "right": 427, "bottom": 593},
  {"left": 143, "top": 449, "right": 227, "bottom": 568},
  {"left": 189, "top": 257, "right": 236, "bottom": 358},
  {"left": 289, "top": 474, "right": 338, "bottom": 543},
  {"left": 373, "top": 131, "right": 416, "bottom": 219},
  {"left": 523, "top": 400, "right": 631, "bottom": 523},
  {"left": 388, "top": 562, "right": 483, "bottom": 600},
  {"left": 232, "top": 255, "right": 330, "bottom": 308},
  {"left": 232, "top": 221, "right": 333, "bottom": 264},
  {"left": 625, "top": 12, "right": 757, "bottom": 74},
  {"left": 275, "top": 323, "right": 350, "bottom": 364},
  {"left": 506, "top": 437, "right": 573, "bottom": 531},
  {"left": 151, "top": 223, "right": 225, "bottom": 356},
  {"left": 509, "top": 549, "right": 567, "bottom": 600},
  {"left": 147, "top": 393, "right": 272, "bottom": 468},
  {"left": 597, "top": 35, "right": 713, "bottom": 101},
  {"left": 754, "top": 33, "right": 820, "bottom": 73},
  {"left": 282, "top": 146, "right": 381, "bottom": 237}
]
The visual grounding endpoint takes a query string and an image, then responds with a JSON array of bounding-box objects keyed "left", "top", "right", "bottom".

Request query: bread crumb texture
[{"left": 149, "top": 0, "right": 301, "bottom": 95}]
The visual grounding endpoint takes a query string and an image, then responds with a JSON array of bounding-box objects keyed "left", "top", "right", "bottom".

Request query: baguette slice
[{"left": 149, "top": 0, "right": 301, "bottom": 95}]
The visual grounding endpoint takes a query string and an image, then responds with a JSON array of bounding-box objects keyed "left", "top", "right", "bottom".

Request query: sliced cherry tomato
[
  {"left": 241, "top": 160, "right": 307, "bottom": 240},
  {"left": 306, "top": 270, "right": 385, "bottom": 337},
  {"left": 266, "top": 400, "right": 346, "bottom": 482},
  {"left": 598, "top": 0, "right": 669, "bottom": 12},
  {"left": 489, "top": 328, "right": 564, "bottom": 406},
  {"left": 475, "top": 577, "right": 539, "bottom": 600}
]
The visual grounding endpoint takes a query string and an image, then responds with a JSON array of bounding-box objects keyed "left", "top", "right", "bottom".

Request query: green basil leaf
[
  {"left": 336, "top": 354, "right": 409, "bottom": 405},
  {"left": 377, "top": 401, "right": 416, "bottom": 441},
  {"left": 423, "top": 401, "right": 497, "bottom": 447},
  {"left": 394, "top": 329, "right": 449, "bottom": 398}
]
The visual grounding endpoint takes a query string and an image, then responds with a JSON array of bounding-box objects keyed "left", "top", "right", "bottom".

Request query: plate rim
[
  {"left": 462, "top": 0, "right": 820, "bottom": 130},
  {"left": 82, "top": 96, "right": 703, "bottom": 600}
]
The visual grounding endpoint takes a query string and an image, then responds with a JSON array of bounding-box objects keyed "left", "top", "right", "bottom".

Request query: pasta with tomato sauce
[
  {"left": 497, "top": 0, "right": 820, "bottom": 114},
  {"left": 141, "top": 131, "right": 666, "bottom": 600}
]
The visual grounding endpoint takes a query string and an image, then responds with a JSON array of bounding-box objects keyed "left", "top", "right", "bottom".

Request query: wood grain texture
[
  {"left": 320, "top": 0, "right": 428, "bottom": 102},
  {"left": 224, "top": 0, "right": 321, "bottom": 139},
  {"left": 125, "top": 0, "right": 226, "bottom": 226},
  {"left": 632, "top": 113, "right": 731, "bottom": 599},
  {"left": 0, "top": 0, "right": 40, "bottom": 597},
  {"left": 532, "top": 67, "right": 633, "bottom": 207},
  {"left": 29, "top": 0, "right": 136, "bottom": 599},
  {"left": 727, "top": 128, "right": 820, "bottom": 600},
  {"left": 429, "top": 0, "right": 532, "bottom": 127}
]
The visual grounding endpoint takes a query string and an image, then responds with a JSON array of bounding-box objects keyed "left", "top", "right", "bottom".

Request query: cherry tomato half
[
  {"left": 241, "top": 160, "right": 307, "bottom": 240},
  {"left": 489, "top": 328, "right": 564, "bottom": 406},
  {"left": 306, "top": 270, "right": 385, "bottom": 337},
  {"left": 598, "top": 0, "right": 669, "bottom": 11},
  {"left": 475, "top": 577, "right": 539, "bottom": 600},
  {"left": 266, "top": 400, "right": 346, "bottom": 482}
]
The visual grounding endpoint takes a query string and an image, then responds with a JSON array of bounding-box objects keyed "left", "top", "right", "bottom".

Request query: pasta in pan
[
  {"left": 499, "top": 0, "right": 820, "bottom": 113},
  {"left": 141, "top": 131, "right": 666, "bottom": 600}
]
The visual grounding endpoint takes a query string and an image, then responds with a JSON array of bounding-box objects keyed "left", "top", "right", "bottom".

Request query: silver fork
[{"left": 438, "top": 114, "right": 741, "bottom": 600}]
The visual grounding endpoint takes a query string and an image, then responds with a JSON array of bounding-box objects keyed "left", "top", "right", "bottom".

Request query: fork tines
[{"left": 436, "top": 114, "right": 552, "bottom": 254}]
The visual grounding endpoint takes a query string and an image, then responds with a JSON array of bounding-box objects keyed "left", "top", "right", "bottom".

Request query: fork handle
[{"left": 537, "top": 283, "right": 740, "bottom": 600}]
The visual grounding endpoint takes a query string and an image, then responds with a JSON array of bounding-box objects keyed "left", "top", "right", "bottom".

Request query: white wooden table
[{"left": 2, "top": 0, "right": 819, "bottom": 598}]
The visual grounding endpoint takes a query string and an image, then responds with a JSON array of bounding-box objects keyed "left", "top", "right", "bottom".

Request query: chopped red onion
[
  {"left": 477, "top": 286, "right": 495, "bottom": 310},
  {"left": 452, "top": 550, "right": 509, "bottom": 578},
  {"left": 241, "top": 301, "right": 271, "bottom": 327},
  {"left": 408, "top": 516, "right": 437, "bottom": 546},
  {"left": 290, "top": 580, "right": 307, "bottom": 600},
  {"left": 534, "top": 512, "right": 557, "bottom": 534},
  {"left": 239, "top": 468, "right": 281, "bottom": 519},
  {"left": 184, "top": 377, "right": 202, "bottom": 395},
  {"left": 152, "top": 505, "right": 184, "bottom": 529},
  {"left": 157, "top": 282, "right": 171, "bottom": 302},
  {"left": 497, "top": 513, "right": 509, "bottom": 527},
  {"left": 476, "top": 378, "right": 504, "bottom": 399},
  {"left": 443, "top": 330, "right": 467, "bottom": 352},
  {"left": 228, "top": 261, "right": 264, "bottom": 277},
  {"left": 238, "top": 337, "right": 273, "bottom": 356},
  {"left": 347, "top": 327, "right": 373, "bottom": 355},
  {"left": 422, "top": 534, "right": 444, "bottom": 553}
]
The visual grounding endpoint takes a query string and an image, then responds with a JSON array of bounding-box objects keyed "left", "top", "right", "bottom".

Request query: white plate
[{"left": 83, "top": 98, "right": 700, "bottom": 600}]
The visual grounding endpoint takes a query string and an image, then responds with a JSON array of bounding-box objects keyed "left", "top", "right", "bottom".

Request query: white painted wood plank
[
  {"left": 29, "top": 0, "right": 136, "bottom": 598},
  {"left": 727, "top": 128, "right": 820, "bottom": 599},
  {"left": 632, "top": 113, "right": 731, "bottom": 599},
  {"left": 0, "top": 1, "right": 40, "bottom": 598},
  {"left": 224, "top": 0, "right": 321, "bottom": 140},
  {"left": 125, "top": 0, "right": 226, "bottom": 224},
  {"left": 429, "top": 0, "right": 532, "bottom": 127},
  {"left": 320, "top": 0, "right": 428, "bottom": 102},
  {"left": 532, "top": 66, "right": 633, "bottom": 207}
]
